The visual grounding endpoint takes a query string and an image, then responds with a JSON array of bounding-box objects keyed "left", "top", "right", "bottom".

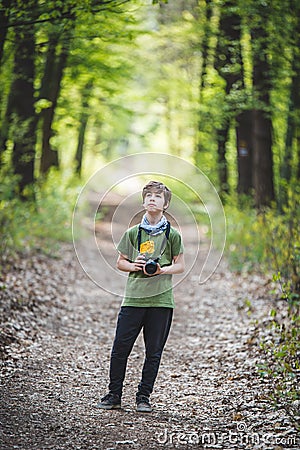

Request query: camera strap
[{"left": 138, "top": 221, "right": 171, "bottom": 257}]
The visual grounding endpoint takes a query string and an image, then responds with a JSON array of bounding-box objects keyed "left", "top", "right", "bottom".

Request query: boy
[{"left": 98, "top": 180, "right": 185, "bottom": 413}]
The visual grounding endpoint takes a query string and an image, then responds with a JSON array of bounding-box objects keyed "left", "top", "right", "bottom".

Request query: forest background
[{"left": 0, "top": 0, "right": 299, "bottom": 428}]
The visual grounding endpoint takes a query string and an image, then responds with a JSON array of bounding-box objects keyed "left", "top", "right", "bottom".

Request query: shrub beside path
[{"left": 0, "top": 198, "right": 298, "bottom": 449}]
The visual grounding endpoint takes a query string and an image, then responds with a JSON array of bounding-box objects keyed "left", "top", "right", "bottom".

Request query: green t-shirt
[{"left": 117, "top": 224, "right": 184, "bottom": 308}]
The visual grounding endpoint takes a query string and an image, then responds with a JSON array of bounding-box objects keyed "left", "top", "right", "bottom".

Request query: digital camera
[{"left": 144, "top": 257, "right": 159, "bottom": 275}]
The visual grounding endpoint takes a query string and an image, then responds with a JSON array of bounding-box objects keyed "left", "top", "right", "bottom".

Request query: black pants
[{"left": 108, "top": 306, "right": 173, "bottom": 397}]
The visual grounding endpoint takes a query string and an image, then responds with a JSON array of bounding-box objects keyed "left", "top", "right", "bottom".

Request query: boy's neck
[{"left": 145, "top": 212, "right": 163, "bottom": 225}]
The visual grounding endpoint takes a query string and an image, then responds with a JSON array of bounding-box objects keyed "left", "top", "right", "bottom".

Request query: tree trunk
[
  {"left": 0, "top": 0, "right": 11, "bottom": 65},
  {"left": 251, "top": 4, "right": 275, "bottom": 208},
  {"left": 279, "top": 10, "right": 300, "bottom": 206},
  {"left": 199, "top": 0, "right": 213, "bottom": 96},
  {"left": 236, "top": 110, "right": 253, "bottom": 195},
  {"left": 38, "top": 33, "right": 59, "bottom": 174},
  {"left": 0, "top": 87, "right": 12, "bottom": 161},
  {"left": 252, "top": 110, "right": 274, "bottom": 207},
  {"left": 40, "top": 27, "right": 73, "bottom": 174},
  {"left": 0, "top": 0, "right": 12, "bottom": 162},
  {"left": 216, "top": 118, "right": 230, "bottom": 195},
  {"left": 75, "top": 82, "right": 93, "bottom": 176},
  {"left": 11, "top": 16, "right": 37, "bottom": 197},
  {"left": 75, "top": 112, "right": 88, "bottom": 176},
  {"left": 39, "top": 32, "right": 59, "bottom": 101},
  {"left": 214, "top": 0, "right": 244, "bottom": 197},
  {"left": 196, "top": 0, "right": 213, "bottom": 153},
  {"left": 297, "top": 130, "right": 300, "bottom": 181}
]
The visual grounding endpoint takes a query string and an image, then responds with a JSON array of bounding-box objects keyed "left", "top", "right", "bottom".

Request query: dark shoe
[
  {"left": 97, "top": 392, "right": 121, "bottom": 410},
  {"left": 136, "top": 395, "right": 152, "bottom": 413}
]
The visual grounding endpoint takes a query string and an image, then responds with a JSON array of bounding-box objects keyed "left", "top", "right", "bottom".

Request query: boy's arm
[
  {"left": 117, "top": 252, "right": 146, "bottom": 273},
  {"left": 158, "top": 253, "right": 185, "bottom": 275}
]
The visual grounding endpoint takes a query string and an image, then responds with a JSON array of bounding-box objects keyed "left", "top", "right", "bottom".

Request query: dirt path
[{"left": 0, "top": 197, "right": 299, "bottom": 450}]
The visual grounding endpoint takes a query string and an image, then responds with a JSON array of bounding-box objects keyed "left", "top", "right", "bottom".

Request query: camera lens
[{"left": 145, "top": 260, "right": 157, "bottom": 274}]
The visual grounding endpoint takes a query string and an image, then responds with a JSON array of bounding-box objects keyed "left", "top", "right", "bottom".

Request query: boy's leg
[
  {"left": 137, "top": 307, "right": 173, "bottom": 398},
  {"left": 108, "top": 306, "right": 145, "bottom": 397}
]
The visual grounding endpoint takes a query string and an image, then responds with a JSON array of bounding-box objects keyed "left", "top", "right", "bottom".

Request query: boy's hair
[{"left": 142, "top": 180, "right": 172, "bottom": 208}]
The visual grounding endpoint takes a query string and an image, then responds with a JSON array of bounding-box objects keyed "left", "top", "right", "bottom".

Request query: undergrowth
[
  {"left": 225, "top": 189, "right": 300, "bottom": 430},
  {"left": 0, "top": 169, "right": 80, "bottom": 258}
]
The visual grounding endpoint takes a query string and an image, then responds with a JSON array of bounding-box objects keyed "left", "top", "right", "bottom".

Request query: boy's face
[{"left": 143, "top": 189, "right": 168, "bottom": 213}]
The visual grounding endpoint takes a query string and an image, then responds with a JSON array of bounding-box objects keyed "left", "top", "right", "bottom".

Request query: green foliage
[
  {"left": 0, "top": 170, "right": 79, "bottom": 257},
  {"left": 258, "top": 297, "right": 300, "bottom": 430},
  {"left": 46, "top": 0, "right": 141, "bottom": 171},
  {"left": 226, "top": 187, "right": 300, "bottom": 428},
  {"left": 226, "top": 189, "right": 300, "bottom": 286}
]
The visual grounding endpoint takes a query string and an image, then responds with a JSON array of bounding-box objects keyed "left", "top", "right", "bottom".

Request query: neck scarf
[{"left": 140, "top": 214, "right": 168, "bottom": 235}]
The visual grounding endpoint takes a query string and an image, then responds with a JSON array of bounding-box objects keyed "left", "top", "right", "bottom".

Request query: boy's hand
[{"left": 132, "top": 255, "right": 146, "bottom": 272}]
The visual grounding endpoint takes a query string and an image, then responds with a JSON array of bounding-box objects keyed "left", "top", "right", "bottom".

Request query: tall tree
[
  {"left": 0, "top": 0, "right": 13, "bottom": 161},
  {"left": 1, "top": 0, "right": 133, "bottom": 179},
  {"left": 250, "top": 1, "right": 275, "bottom": 207},
  {"left": 215, "top": 0, "right": 245, "bottom": 196},
  {"left": 39, "top": 23, "right": 74, "bottom": 174},
  {"left": 236, "top": 110, "right": 253, "bottom": 196},
  {"left": 199, "top": 0, "right": 213, "bottom": 97},
  {"left": 279, "top": 2, "right": 300, "bottom": 205},
  {"left": 197, "top": 0, "right": 213, "bottom": 154},
  {"left": 75, "top": 80, "right": 93, "bottom": 175},
  {"left": 0, "top": 0, "right": 11, "bottom": 66},
  {"left": 10, "top": 2, "right": 37, "bottom": 196}
]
